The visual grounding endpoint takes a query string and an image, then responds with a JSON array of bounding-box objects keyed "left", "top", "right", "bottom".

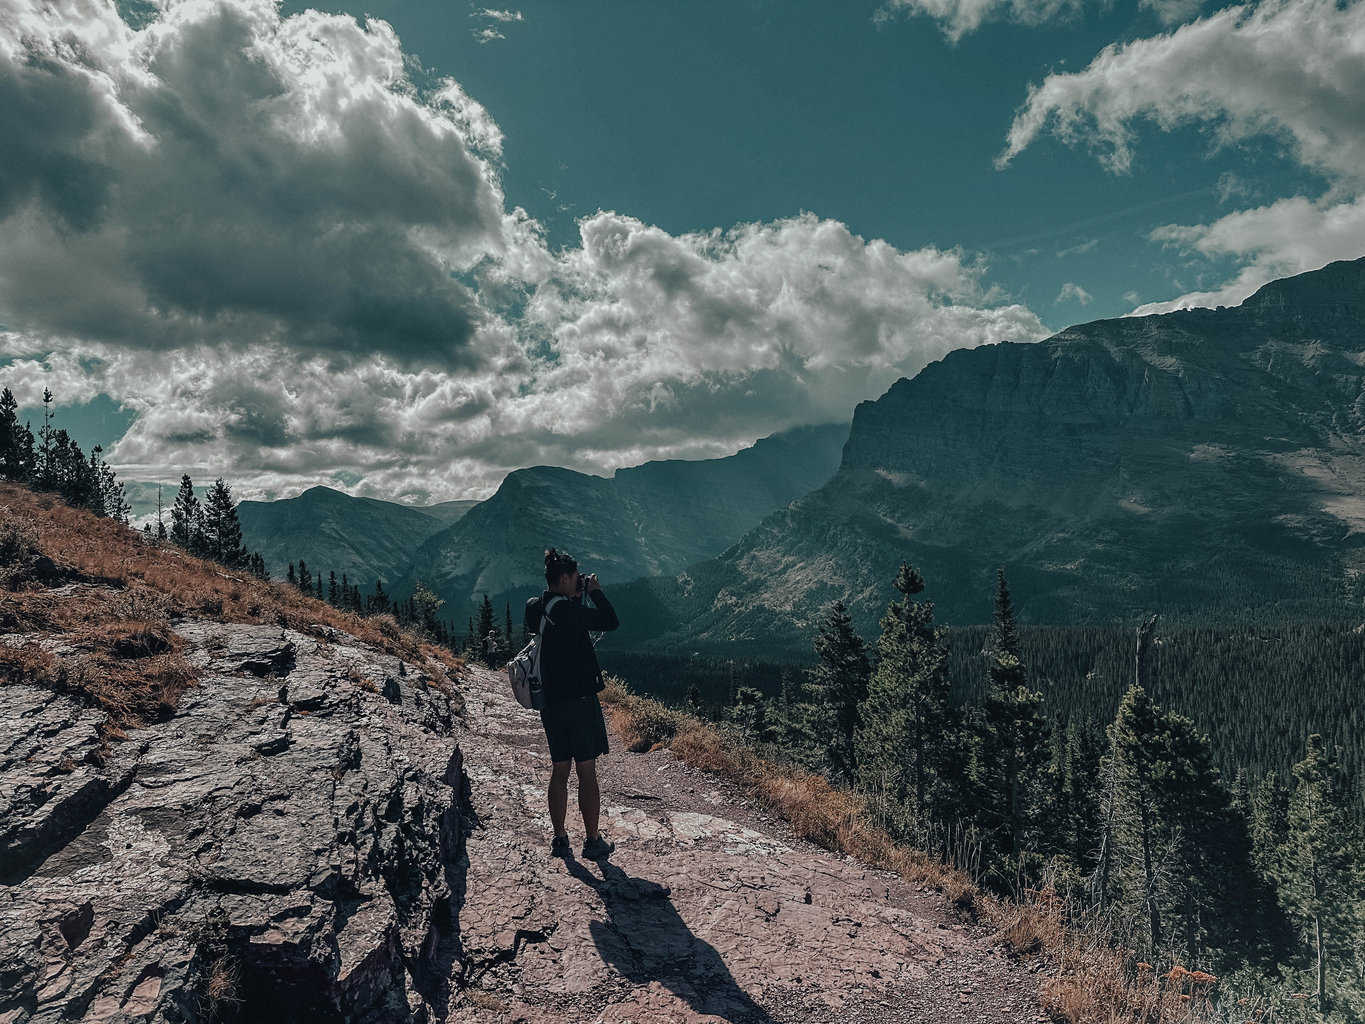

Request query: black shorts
[{"left": 540, "top": 694, "right": 609, "bottom": 764}]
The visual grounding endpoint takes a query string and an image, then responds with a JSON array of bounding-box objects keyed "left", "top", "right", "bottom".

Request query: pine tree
[
  {"left": 856, "top": 563, "right": 956, "bottom": 830},
  {"left": 976, "top": 568, "right": 1050, "bottom": 862},
  {"left": 505, "top": 603, "right": 514, "bottom": 649},
  {"left": 315, "top": 574, "right": 323, "bottom": 600},
  {"left": 297, "top": 560, "right": 312, "bottom": 593},
  {"left": 810, "top": 599, "right": 870, "bottom": 786},
  {"left": 328, "top": 571, "right": 338, "bottom": 606},
  {"left": 37, "top": 387, "right": 54, "bottom": 487},
  {"left": 1277, "top": 734, "right": 1359, "bottom": 1014},
  {"left": 202, "top": 478, "right": 245, "bottom": 567},
  {"left": 477, "top": 594, "right": 495, "bottom": 641},
  {"left": 170, "top": 475, "right": 201, "bottom": 551},
  {"left": 369, "top": 579, "right": 387, "bottom": 615},
  {"left": 413, "top": 582, "right": 444, "bottom": 638},
  {"left": 1106, "top": 684, "right": 1264, "bottom": 964},
  {"left": 287, "top": 562, "right": 297, "bottom": 586},
  {"left": 729, "top": 686, "right": 772, "bottom": 745},
  {"left": 0, "top": 388, "right": 23, "bottom": 481}
]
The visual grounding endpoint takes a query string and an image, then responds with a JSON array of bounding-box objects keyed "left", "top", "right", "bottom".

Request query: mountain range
[
  {"left": 236, "top": 487, "right": 477, "bottom": 588},
  {"left": 388, "top": 422, "right": 849, "bottom": 618},
  {"left": 607, "top": 257, "right": 1365, "bottom": 655}
]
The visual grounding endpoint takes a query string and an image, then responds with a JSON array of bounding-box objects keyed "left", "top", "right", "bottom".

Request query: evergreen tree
[
  {"left": 315, "top": 574, "right": 324, "bottom": 600},
  {"left": 170, "top": 474, "right": 202, "bottom": 551},
  {"left": 1106, "top": 684, "right": 1265, "bottom": 965},
  {"left": 0, "top": 388, "right": 24, "bottom": 481},
  {"left": 810, "top": 599, "right": 870, "bottom": 786},
  {"left": 505, "top": 602, "right": 514, "bottom": 649},
  {"left": 476, "top": 594, "right": 496, "bottom": 640},
  {"left": 369, "top": 579, "right": 388, "bottom": 615},
  {"left": 328, "top": 571, "right": 338, "bottom": 605},
  {"left": 37, "top": 387, "right": 54, "bottom": 487},
  {"left": 976, "top": 568, "right": 1050, "bottom": 862},
  {"left": 413, "top": 582, "right": 444, "bottom": 638},
  {"left": 297, "top": 560, "right": 312, "bottom": 593},
  {"left": 729, "top": 686, "right": 773, "bottom": 745},
  {"left": 202, "top": 478, "right": 245, "bottom": 567},
  {"left": 287, "top": 562, "right": 297, "bottom": 586},
  {"left": 1277, "top": 734, "right": 1359, "bottom": 1014},
  {"left": 1249, "top": 771, "right": 1289, "bottom": 881},
  {"left": 856, "top": 563, "right": 956, "bottom": 829}
]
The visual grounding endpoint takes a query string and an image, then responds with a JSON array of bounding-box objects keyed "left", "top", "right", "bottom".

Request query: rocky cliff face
[
  {"left": 623, "top": 257, "right": 1365, "bottom": 652},
  {"left": 1, "top": 619, "right": 463, "bottom": 1023},
  {"left": 389, "top": 422, "right": 848, "bottom": 618}
]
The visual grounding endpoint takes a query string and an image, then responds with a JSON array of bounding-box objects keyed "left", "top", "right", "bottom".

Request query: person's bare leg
[
  {"left": 575, "top": 758, "right": 600, "bottom": 840},
  {"left": 548, "top": 760, "right": 572, "bottom": 837}
]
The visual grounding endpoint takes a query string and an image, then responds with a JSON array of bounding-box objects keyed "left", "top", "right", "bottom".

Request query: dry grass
[
  {"left": 600, "top": 676, "right": 1216, "bottom": 1024},
  {"left": 0, "top": 482, "right": 464, "bottom": 728},
  {"left": 600, "top": 676, "right": 970, "bottom": 898}
]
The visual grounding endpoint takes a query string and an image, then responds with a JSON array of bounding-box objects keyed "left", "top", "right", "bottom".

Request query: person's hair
[{"left": 544, "top": 547, "right": 577, "bottom": 585}]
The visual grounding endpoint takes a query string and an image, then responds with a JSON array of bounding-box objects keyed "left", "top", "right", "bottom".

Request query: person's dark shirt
[{"left": 524, "top": 587, "right": 619, "bottom": 703}]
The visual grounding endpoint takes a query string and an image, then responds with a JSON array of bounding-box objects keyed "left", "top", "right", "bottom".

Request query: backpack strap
[{"left": 539, "top": 595, "right": 566, "bottom": 637}]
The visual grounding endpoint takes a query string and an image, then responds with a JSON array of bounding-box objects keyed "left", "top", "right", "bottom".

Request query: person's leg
[
  {"left": 548, "top": 760, "right": 572, "bottom": 837},
  {"left": 575, "top": 758, "right": 600, "bottom": 841}
]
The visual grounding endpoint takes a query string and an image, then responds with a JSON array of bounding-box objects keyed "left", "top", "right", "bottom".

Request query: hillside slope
[
  {"left": 619, "top": 257, "right": 1365, "bottom": 653},
  {"left": 0, "top": 487, "right": 1050, "bottom": 1022}
]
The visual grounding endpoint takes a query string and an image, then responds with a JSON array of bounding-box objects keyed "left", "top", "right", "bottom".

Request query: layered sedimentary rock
[{"left": 0, "top": 621, "right": 463, "bottom": 1023}]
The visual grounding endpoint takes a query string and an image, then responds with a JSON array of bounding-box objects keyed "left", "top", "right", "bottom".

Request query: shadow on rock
[{"left": 566, "top": 858, "right": 772, "bottom": 1023}]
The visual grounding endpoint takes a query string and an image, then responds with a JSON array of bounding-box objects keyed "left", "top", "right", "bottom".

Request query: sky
[{"left": 2, "top": 0, "right": 1362, "bottom": 501}]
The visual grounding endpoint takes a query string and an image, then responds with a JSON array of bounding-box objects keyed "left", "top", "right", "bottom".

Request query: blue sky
[
  {"left": 3, "top": 0, "right": 1362, "bottom": 497},
  {"left": 280, "top": 0, "right": 1322, "bottom": 319}
]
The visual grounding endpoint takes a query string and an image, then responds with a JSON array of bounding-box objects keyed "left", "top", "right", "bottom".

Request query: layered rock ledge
[{"left": 0, "top": 620, "right": 463, "bottom": 1023}]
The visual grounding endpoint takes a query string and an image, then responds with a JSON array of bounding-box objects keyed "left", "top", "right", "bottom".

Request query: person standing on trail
[{"left": 525, "top": 548, "right": 620, "bottom": 860}]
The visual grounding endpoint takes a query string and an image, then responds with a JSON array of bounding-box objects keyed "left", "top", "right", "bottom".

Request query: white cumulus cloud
[
  {"left": 998, "top": 0, "right": 1365, "bottom": 312},
  {"left": 1, "top": 0, "right": 1048, "bottom": 502}
]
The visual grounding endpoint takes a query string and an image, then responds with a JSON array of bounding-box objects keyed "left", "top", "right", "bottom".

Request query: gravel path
[{"left": 448, "top": 665, "right": 1049, "bottom": 1024}]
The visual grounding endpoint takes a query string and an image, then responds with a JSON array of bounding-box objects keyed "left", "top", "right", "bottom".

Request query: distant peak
[{"left": 1240, "top": 255, "right": 1365, "bottom": 312}]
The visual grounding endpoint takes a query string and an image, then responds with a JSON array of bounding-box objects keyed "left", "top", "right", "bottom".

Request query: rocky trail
[
  {"left": 451, "top": 663, "right": 1047, "bottom": 1023},
  {"left": 1, "top": 613, "right": 1048, "bottom": 1023}
]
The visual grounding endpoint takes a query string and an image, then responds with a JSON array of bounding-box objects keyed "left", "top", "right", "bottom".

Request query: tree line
[
  {"left": 275, "top": 562, "right": 520, "bottom": 661},
  {"left": 705, "top": 563, "right": 1362, "bottom": 1019},
  {"left": 1, "top": 387, "right": 131, "bottom": 521}
]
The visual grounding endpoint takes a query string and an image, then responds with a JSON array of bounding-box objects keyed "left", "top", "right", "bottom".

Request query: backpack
[{"left": 507, "top": 595, "right": 566, "bottom": 710}]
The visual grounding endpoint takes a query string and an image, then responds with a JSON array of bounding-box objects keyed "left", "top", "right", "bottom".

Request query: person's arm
[{"left": 580, "top": 580, "right": 619, "bottom": 631}]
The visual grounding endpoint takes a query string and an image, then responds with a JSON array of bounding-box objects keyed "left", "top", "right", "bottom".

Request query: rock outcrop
[{"left": 0, "top": 620, "right": 463, "bottom": 1023}]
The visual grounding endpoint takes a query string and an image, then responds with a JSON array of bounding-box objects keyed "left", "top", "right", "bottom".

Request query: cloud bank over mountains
[
  {"left": 998, "top": 0, "right": 1365, "bottom": 313},
  {"left": 0, "top": 0, "right": 1046, "bottom": 500}
]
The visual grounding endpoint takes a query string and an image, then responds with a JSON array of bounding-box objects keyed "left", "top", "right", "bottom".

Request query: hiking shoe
[
  {"left": 550, "top": 834, "right": 572, "bottom": 858},
  {"left": 581, "top": 835, "right": 615, "bottom": 860}
]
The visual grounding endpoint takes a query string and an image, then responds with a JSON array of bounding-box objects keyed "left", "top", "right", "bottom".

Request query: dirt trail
[{"left": 449, "top": 665, "right": 1048, "bottom": 1024}]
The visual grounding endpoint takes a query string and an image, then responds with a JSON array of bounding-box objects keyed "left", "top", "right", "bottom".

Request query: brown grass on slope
[
  {"left": 600, "top": 676, "right": 1218, "bottom": 1024},
  {"left": 0, "top": 482, "right": 463, "bottom": 730}
]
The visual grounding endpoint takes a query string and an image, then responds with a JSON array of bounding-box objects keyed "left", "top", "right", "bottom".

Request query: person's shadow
[{"left": 564, "top": 857, "right": 773, "bottom": 1023}]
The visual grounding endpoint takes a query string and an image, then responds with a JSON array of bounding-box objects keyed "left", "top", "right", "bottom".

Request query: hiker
[{"left": 525, "top": 547, "right": 620, "bottom": 860}]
